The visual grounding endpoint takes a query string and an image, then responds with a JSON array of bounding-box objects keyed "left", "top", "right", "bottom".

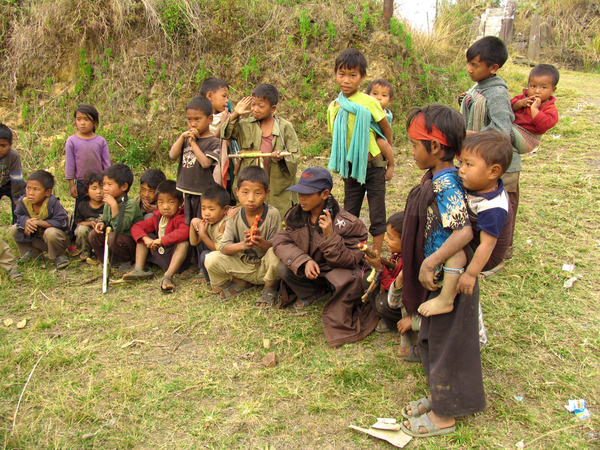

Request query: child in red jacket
[{"left": 125, "top": 180, "right": 191, "bottom": 293}]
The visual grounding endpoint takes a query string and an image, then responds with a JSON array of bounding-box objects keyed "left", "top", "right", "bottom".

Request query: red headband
[{"left": 407, "top": 113, "right": 450, "bottom": 147}]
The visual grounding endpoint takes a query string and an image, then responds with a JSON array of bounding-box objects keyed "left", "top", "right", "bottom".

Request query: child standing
[
  {"left": 125, "top": 180, "right": 191, "bottom": 293},
  {"left": 327, "top": 49, "right": 394, "bottom": 254},
  {"left": 511, "top": 64, "right": 560, "bottom": 153},
  {"left": 0, "top": 124, "right": 24, "bottom": 224},
  {"left": 169, "top": 96, "right": 221, "bottom": 225},
  {"left": 205, "top": 166, "right": 282, "bottom": 308},
  {"left": 136, "top": 168, "right": 166, "bottom": 220},
  {"left": 73, "top": 172, "right": 105, "bottom": 261},
  {"left": 10, "top": 170, "right": 71, "bottom": 269},
  {"left": 0, "top": 237, "right": 22, "bottom": 282},
  {"left": 400, "top": 105, "right": 484, "bottom": 438},
  {"left": 221, "top": 83, "right": 300, "bottom": 219}
]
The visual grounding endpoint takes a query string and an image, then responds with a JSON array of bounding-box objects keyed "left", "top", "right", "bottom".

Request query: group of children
[{"left": 0, "top": 36, "right": 560, "bottom": 439}]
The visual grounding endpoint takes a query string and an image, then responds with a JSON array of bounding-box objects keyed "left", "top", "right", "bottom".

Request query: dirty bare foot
[{"left": 418, "top": 295, "right": 454, "bottom": 317}]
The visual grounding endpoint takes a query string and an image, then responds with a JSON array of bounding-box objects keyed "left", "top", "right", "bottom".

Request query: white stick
[
  {"left": 12, "top": 354, "right": 44, "bottom": 432},
  {"left": 102, "top": 227, "right": 112, "bottom": 294}
]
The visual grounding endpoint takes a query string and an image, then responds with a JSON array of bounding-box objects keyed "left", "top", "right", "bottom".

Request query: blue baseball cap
[{"left": 286, "top": 167, "right": 333, "bottom": 194}]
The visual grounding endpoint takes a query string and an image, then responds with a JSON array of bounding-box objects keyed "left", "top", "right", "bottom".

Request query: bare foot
[
  {"left": 418, "top": 296, "right": 454, "bottom": 317},
  {"left": 403, "top": 411, "right": 455, "bottom": 434}
]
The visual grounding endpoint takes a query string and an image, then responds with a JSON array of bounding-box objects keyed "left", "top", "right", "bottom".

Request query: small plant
[
  {"left": 194, "top": 61, "right": 211, "bottom": 86},
  {"left": 326, "top": 21, "right": 336, "bottom": 47},
  {"left": 44, "top": 78, "right": 52, "bottom": 93},
  {"left": 299, "top": 9, "right": 311, "bottom": 49},
  {"left": 240, "top": 57, "right": 259, "bottom": 83}
]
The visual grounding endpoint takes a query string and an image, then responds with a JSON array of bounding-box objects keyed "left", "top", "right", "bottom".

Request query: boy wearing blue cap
[{"left": 272, "top": 167, "right": 378, "bottom": 347}]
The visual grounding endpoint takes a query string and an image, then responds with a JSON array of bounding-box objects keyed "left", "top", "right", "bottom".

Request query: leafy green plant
[
  {"left": 299, "top": 9, "right": 311, "bottom": 49},
  {"left": 194, "top": 61, "right": 211, "bottom": 86},
  {"left": 326, "top": 21, "right": 336, "bottom": 47}
]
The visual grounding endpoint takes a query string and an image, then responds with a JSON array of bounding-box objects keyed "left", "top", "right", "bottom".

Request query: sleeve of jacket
[
  {"left": 101, "top": 138, "right": 111, "bottom": 170},
  {"left": 531, "top": 102, "right": 559, "bottom": 134},
  {"left": 319, "top": 214, "right": 368, "bottom": 269},
  {"left": 161, "top": 214, "right": 190, "bottom": 247},
  {"left": 281, "top": 119, "right": 301, "bottom": 165},
  {"left": 482, "top": 87, "right": 514, "bottom": 136},
  {"left": 14, "top": 199, "right": 29, "bottom": 229},
  {"left": 46, "top": 198, "right": 69, "bottom": 230},
  {"left": 131, "top": 215, "right": 157, "bottom": 243},
  {"left": 221, "top": 115, "right": 241, "bottom": 141},
  {"left": 272, "top": 229, "right": 312, "bottom": 275},
  {"left": 510, "top": 93, "right": 524, "bottom": 108},
  {"left": 64, "top": 138, "right": 75, "bottom": 180}
]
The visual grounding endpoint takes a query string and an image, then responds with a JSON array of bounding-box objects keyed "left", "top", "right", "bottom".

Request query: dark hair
[
  {"left": 252, "top": 83, "right": 279, "bottom": 107},
  {"left": 366, "top": 79, "right": 394, "bottom": 100},
  {"left": 237, "top": 165, "right": 269, "bottom": 191},
  {"left": 28, "top": 170, "right": 54, "bottom": 190},
  {"left": 82, "top": 172, "right": 103, "bottom": 195},
  {"left": 406, "top": 104, "right": 466, "bottom": 161},
  {"left": 155, "top": 180, "right": 182, "bottom": 202},
  {"left": 462, "top": 129, "right": 513, "bottom": 175},
  {"left": 186, "top": 96, "right": 213, "bottom": 117},
  {"left": 0, "top": 124, "right": 13, "bottom": 145},
  {"left": 386, "top": 211, "right": 404, "bottom": 235},
  {"left": 74, "top": 104, "right": 100, "bottom": 132},
  {"left": 140, "top": 168, "right": 166, "bottom": 189},
  {"left": 466, "top": 36, "right": 508, "bottom": 68},
  {"left": 199, "top": 78, "right": 229, "bottom": 96},
  {"left": 202, "top": 184, "right": 230, "bottom": 209},
  {"left": 103, "top": 163, "right": 134, "bottom": 193},
  {"left": 334, "top": 48, "right": 368, "bottom": 76},
  {"left": 529, "top": 64, "right": 560, "bottom": 87}
]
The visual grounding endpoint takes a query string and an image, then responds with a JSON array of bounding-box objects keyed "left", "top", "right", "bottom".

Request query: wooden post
[
  {"left": 383, "top": 0, "right": 393, "bottom": 30},
  {"left": 528, "top": 14, "right": 541, "bottom": 63},
  {"left": 500, "top": 1, "right": 516, "bottom": 44}
]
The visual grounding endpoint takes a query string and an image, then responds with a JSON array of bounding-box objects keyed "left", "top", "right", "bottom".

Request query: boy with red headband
[{"left": 400, "top": 104, "right": 485, "bottom": 438}]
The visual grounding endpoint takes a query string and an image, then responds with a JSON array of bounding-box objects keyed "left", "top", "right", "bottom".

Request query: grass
[{"left": 1, "top": 64, "right": 600, "bottom": 449}]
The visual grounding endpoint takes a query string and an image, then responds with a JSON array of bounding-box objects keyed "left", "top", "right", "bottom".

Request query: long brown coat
[{"left": 273, "top": 201, "right": 378, "bottom": 347}]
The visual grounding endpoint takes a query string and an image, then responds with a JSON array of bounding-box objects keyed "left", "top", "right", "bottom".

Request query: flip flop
[
  {"left": 400, "top": 345, "right": 421, "bottom": 362},
  {"left": 401, "top": 396, "right": 432, "bottom": 420},
  {"left": 293, "top": 290, "right": 331, "bottom": 311},
  {"left": 160, "top": 275, "right": 175, "bottom": 294},
  {"left": 400, "top": 413, "right": 456, "bottom": 438},
  {"left": 375, "top": 318, "right": 391, "bottom": 333},
  {"left": 479, "top": 261, "right": 505, "bottom": 280},
  {"left": 8, "top": 268, "right": 23, "bottom": 282},
  {"left": 123, "top": 267, "right": 154, "bottom": 281},
  {"left": 179, "top": 266, "right": 199, "bottom": 280},
  {"left": 214, "top": 280, "right": 256, "bottom": 301},
  {"left": 253, "top": 289, "right": 279, "bottom": 310},
  {"left": 114, "top": 263, "right": 133, "bottom": 277}
]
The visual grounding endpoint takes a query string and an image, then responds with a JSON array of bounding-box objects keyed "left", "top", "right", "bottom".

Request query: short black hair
[
  {"left": 386, "top": 211, "right": 404, "bottom": 236},
  {"left": 462, "top": 129, "right": 513, "bottom": 175},
  {"left": 466, "top": 36, "right": 508, "bottom": 68},
  {"left": 103, "top": 163, "right": 134, "bottom": 193},
  {"left": 252, "top": 84, "right": 278, "bottom": 107},
  {"left": 529, "top": 64, "right": 560, "bottom": 87},
  {"left": 237, "top": 165, "right": 269, "bottom": 192},
  {"left": 366, "top": 79, "right": 394, "bottom": 100},
  {"left": 140, "top": 168, "right": 166, "bottom": 189},
  {"left": 186, "top": 96, "right": 213, "bottom": 117},
  {"left": 74, "top": 104, "right": 100, "bottom": 132},
  {"left": 199, "top": 78, "right": 229, "bottom": 96},
  {"left": 0, "top": 124, "right": 13, "bottom": 145},
  {"left": 155, "top": 180, "right": 182, "bottom": 202},
  {"left": 202, "top": 184, "right": 230, "bottom": 209},
  {"left": 335, "top": 48, "right": 368, "bottom": 77},
  {"left": 28, "top": 170, "right": 54, "bottom": 191},
  {"left": 406, "top": 104, "right": 466, "bottom": 162},
  {"left": 82, "top": 172, "right": 103, "bottom": 195}
]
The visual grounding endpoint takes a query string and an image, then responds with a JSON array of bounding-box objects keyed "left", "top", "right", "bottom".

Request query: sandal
[
  {"left": 293, "top": 290, "right": 331, "bottom": 311},
  {"left": 179, "top": 266, "right": 199, "bottom": 280},
  {"left": 55, "top": 255, "right": 70, "bottom": 270},
  {"left": 19, "top": 251, "right": 45, "bottom": 264},
  {"left": 479, "top": 261, "right": 505, "bottom": 280},
  {"left": 392, "top": 332, "right": 402, "bottom": 345},
  {"left": 79, "top": 250, "right": 91, "bottom": 261},
  {"left": 114, "top": 263, "right": 133, "bottom": 277},
  {"left": 400, "top": 413, "right": 456, "bottom": 438},
  {"left": 123, "top": 267, "right": 154, "bottom": 281},
  {"left": 214, "top": 280, "right": 256, "bottom": 301},
  {"left": 160, "top": 275, "right": 175, "bottom": 294},
  {"left": 253, "top": 289, "right": 279, "bottom": 310},
  {"left": 375, "top": 318, "right": 391, "bottom": 333},
  {"left": 401, "top": 396, "right": 432, "bottom": 420},
  {"left": 399, "top": 345, "right": 421, "bottom": 362},
  {"left": 8, "top": 268, "right": 23, "bottom": 282}
]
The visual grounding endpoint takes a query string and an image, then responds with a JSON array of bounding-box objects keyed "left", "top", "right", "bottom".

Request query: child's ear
[
  {"left": 208, "top": 114, "right": 214, "bottom": 123},
  {"left": 265, "top": 188, "right": 270, "bottom": 199},
  {"left": 552, "top": 86, "right": 557, "bottom": 95},
  {"left": 45, "top": 189, "right": 52, "bottom": 198},
  {"left": 489, "top": 164, "right": 502, "bottom": 179},
  {"left": 121, "top": 183, "right": 129, "bottom": 193},
  {"left": 489, "top": 63, "right": 500, "bottom": 75},
  {"left": 223, "top": 205, "right": 230, "bottom": 214},
  {"left": 430, "top": 140, "right": 441, "bottom": 155},
  {"left": 270, "top": 104, "right": 277, "bottom": 115},
  {"left": 206, "top": 91, "right": 214, "bottom": 101}
]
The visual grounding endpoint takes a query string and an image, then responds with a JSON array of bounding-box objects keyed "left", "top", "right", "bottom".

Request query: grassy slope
[{"left": 1, "top": 63, "right": 599, "bottom": 449}]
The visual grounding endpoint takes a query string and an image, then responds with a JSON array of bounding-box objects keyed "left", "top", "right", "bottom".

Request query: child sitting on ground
[
  {"left": 511, "top": 64, "right": 560, "bottom": 153},
  {"left": 205, "top": 166, "right": 282, "bottom": 307},
  {"left": 273, "top": 167, "right": 377, "bottom": 347},
  {"left": 88, "top": 163, "right": 144, "bottom": 275},
  {"left": 0, "top": 236, "right": 22, "bottom": 282},
  {"left": 457, "top": 129, "right": 514, "bottom": 288},
  {"left": 136, "top": 168, "right": 166, "bottom": 220},
  {"left": 11, "top": 170, "right": 71, "bottom": 270},
  {"left": 0, "top": 124, "right": 24, "bottom": 224},
  {"left": 221, "top": 83, "right": 300, "bottom": 219},
  {"left": 74, "top": 172, "right": 104, "bottom": 261},
  {"left": 125, "top": 180, "right": 191, "bottom": 293},
  {"left": 189, "top": 184, "right": 238, "bottom": 284},
  {"left": 366, "top": 78, "right": 396, "bottom": 181},
  {"left": 327, "top": 49, "right": 394, "bottom": 254}
]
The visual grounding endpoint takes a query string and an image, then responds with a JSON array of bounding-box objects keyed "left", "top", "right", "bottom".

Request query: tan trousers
[
  {"left": 205, "top": 248, "right": 280, "bottom": 286},
  {"left": 74, "top": 224, "right": 93, "bottom": 253},
  {"left": 0, "top": 237, "right": 17, "bottom": 272},
  {"left": 10, "top": 225, "right": 70, "bottom": 260}
]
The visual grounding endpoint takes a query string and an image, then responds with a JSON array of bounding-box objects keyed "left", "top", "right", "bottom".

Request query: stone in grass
[{"left": 262, "top": 352, "right": 278, "bottom": 367}]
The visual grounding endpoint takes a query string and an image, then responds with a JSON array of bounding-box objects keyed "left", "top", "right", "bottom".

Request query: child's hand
[
  {"left": 318, "top": 210, "right": 333, "bottom": 238},
  {"left": 419, "top": 257, "right": 438, "bottom": 291},
  {"left": 365, "top": 250, "right": 382, "bottom": 271},
  {"left": 531, "top": 97, "right": 542, "bottom": 109},
  {"left": 385, "top": 164, "right": 394, "bottom": 181},
  {"left": 141, "top": 200, "right": 154, "bottom": 213},
  {"left": 94, "top": 221, "right": 105, "bottom": 233},
  {"left": 150, "top": 238, "right": 162, "bottom": 250},
  {"left": 103, "top": 192, "right": 118, "bottom": 209},
  {"left": 234, "top": 97, "right": 252, "bottom": 116},
  {"left": 394, "top": 271, "right": 403, "bottom": 289},
  {"left": 24, "top": 218, "right": 37, "bottom": 236},
  {"left": 142, "top": 236, "right": 154, "bottom": 249},
  {"left": 305, "top": 260, "right": 320, "bottom": 279},
  {"left": 397, "top": 316, "right": 412, "bottom": 335},
  {"left": 271, "top": 150, "right": 283, "bottom": 162},
  {"left": 190, "top": 218, "right": 206, "bottom": 235},
  {"left": 69, "top": 184, "right": 78, "bottom": 198},
  {"left": 242, "top": 231, "right": 254, "bottom": 250},
  {"left": 457, "top": 272, "right": 476, "bottom": 296}
]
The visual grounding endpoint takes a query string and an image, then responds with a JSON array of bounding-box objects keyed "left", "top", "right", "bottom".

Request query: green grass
[{"left": 1, "top": 64, "right": 600, "bottom": 448}]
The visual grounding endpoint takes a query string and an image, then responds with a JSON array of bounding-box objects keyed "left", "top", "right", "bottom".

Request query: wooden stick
[
  {"left": 102, "top": 227, "right": 112, "bottom": 294},
  {"left": 228, "top": 152, "right": 291, "bottom": 158},
  {"left": 12, "top": 354, "right": 44, "bottom": 432},
  {"left": 358, "top": 242, "right": 396, "bottom": 270},
  {"left": 173, "top": 322, "right": 199, "bottom": 352}
]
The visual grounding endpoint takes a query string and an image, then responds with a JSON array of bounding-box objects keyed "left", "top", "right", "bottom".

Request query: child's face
[
  {"left": 526, "top": 74, "right": 556, "bottom": 102},
  {"left": 409, "top": 138, "right": 436, "bottom": 170},
  {"left": 186, "top": 108, "right": 212, "bottom": 135},
  {"left": 467, "top": 55, "right": 498, "bottom": 82},
  {"left": 336, "top": 65, "right": 366, "bottom": 97},
  {"left": 157, "top": 193, "right": 182, "bottom": 219},
  {"left": 201, "top": 198, "right": 227, "bottom": 225},
  {"left": 236, "top": 180, "right": 269, "bottom": 213},
  {"left": 25, "top": 180, "right": 51, "bottom": 205},
  {"left": 103, "top": 175, "right": 128, "bottom": 199},
  {"left": 369, "top": 84, "right": 391, "bottom": 109},
  {"left": 458, "top": 149, "right": 498, "bottom": 192},
  {"left": 139, "top": 182, "right": 157, "bottom": 204},
  {"left": 298, "top": 191, "right": 328, "bottom": 215},
  {"left": 0, "top": 138, "right": 10, "bottom": 159},
  {"left": 87, "top": 181, "right": 104, "bottom": 203},
  {"left": 207, "top": 87, "right": 230, "bottom": 114},
  {"left": 384, "top": 224, "right": 402, "bottom": 254},
  {"left": 251, "top": 96, "right": 276, "bottom": 121},
  {"left": 75, "top": 111, "right": 96, "bottom": 134}
]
